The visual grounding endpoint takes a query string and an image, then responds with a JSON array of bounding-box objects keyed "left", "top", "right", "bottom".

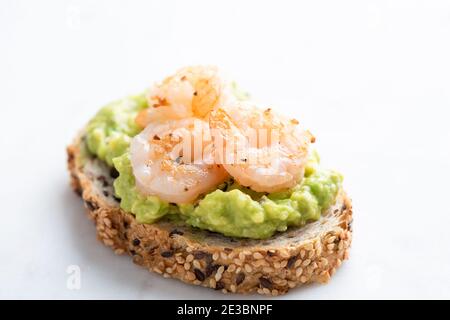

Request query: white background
[{"left": 1, "top": 0, "right": 449, "bottom": 299}]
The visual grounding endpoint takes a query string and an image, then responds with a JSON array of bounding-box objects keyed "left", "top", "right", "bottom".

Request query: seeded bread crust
[{"left": 67, "top": 136, "right": 353, "bottom": 296}]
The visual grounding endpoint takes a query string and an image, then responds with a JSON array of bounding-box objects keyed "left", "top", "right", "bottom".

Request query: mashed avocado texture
[
  {"left": 86, "top": 94, "right": 343, "bottom": 239},
  {"left": 86, "top": 94, "right": 147, "bottom": 166}
]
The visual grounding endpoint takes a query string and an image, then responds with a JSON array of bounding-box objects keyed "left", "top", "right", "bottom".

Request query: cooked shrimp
[
  {"left": 209, "top": 103, "right": 314, "bottom": 193},
  {"left": 136, "top": 66, "right": 234, "bottom": 127},
  {"left": 130, "top": 117, "right": 229, "bottom": 204}
]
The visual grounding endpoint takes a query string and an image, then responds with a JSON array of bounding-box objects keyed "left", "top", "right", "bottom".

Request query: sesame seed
[
  {"left": 263, "top": 267, "right": 274, "bottom": 273},
  {"left": 161, "top": 251, "right": 173, "bottom": 258},
  {"left": 193, "top": 251, "right": 207, "bottom": 260},
  {"left": 194, "top": 268, "right": 205, "bottom": 281},
  {"left": 279, "top": 279, "right": 288, "bottom": 286},
  {"left": 302, "top": 259, "right": 311, "bottom": 267},
  {"left": 186, "top": 254, "right": 194, "bottom": 263},
  {"left": 244, "top": 264, "right": 252, "bottom": 273},
  {"left": 300, "top": 250, "right": 306, "bottom": 259},
  {"left": 104, "top": 218, "right": 112, "bottom": 228},
  {"left": 193, "top": 260, "right": 201, "bottom": 269},
  {"left": 259, "top": 277, "right": 273, "bottom": 289},
  {"left": 287, "top": 256, "right": 298, "bottom": 269},
  {"left": 236, "top": 273, "right": 245, "bottom": 285},
  {"left": 176, "top": 256, "right": 185, "bottom": 264},
  {"left": 296, "top": 267, "right": 303, "bottom": 277},
  {"left": 253, "top": 252, "right": 264, "bottom": 259},
  {"left": 215, "top": 268, "right": 224, "bottom": 282},
  {"left": 252, "top": 259, "right": 268, "bottom": 268},
  {"left": 186, "top": 272, "right": 196, "bottom": 281},
  {"left": 227, "top": 251, "right": 236, "bottom": 259},
  {"left": 316, "top": 246, "right": 322, "bottom": 256}
]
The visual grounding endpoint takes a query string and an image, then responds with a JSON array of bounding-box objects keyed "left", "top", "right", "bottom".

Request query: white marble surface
[{"left": 1, "top": 0, "right": 450, "bottom": 299}]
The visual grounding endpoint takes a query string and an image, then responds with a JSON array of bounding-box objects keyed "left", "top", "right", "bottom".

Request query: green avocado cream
[
  {"left": 86, "top": 94, "right": 343, "bottom": 239},
  {"left": 85, "top": 94, "right": 147, "bottom": 166}
]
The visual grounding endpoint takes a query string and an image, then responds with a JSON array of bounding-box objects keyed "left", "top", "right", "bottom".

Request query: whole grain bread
[{"left": 67, "top": 136, "right": 353, "bottom": 296}]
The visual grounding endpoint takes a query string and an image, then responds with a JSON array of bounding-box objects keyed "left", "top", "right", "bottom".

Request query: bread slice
[{"left": 67, "top": 135, "right": 353, "bottom": 296}]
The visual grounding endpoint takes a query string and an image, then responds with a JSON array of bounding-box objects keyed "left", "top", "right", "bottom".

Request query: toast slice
[{"left": 67, "top": 135, "right": 353, "bottom": 296}]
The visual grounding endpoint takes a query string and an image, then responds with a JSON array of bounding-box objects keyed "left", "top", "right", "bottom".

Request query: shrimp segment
[
  {"left": 135, "top": 66, "right": 234, "bottom": 127},
  {"left": 130, "top": 118, "right": 229, "bottom": 204},
  {"left": 209, "top": 104, "right": 314, "bottom": 193}
]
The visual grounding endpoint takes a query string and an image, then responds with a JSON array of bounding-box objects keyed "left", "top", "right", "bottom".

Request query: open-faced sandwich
[{"left": 67, "top": 66, "right": 352, "bottom": 296}]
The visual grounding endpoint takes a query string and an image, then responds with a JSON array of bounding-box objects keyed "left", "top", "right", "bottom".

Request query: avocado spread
[{"left": 86, "top": 95, "right": 343, "bottom": 239}]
